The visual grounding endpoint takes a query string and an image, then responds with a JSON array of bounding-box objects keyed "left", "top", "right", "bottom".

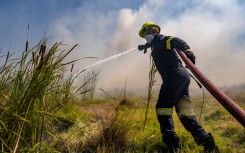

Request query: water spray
[
  {"left": 84, "top": 48, "right": 137, "bottom": 69},
  {"left": 72, "top": 48, "right": 137, "bottom": 79}
]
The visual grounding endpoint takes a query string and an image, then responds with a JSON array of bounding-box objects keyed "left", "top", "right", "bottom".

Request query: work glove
[
  {"left": 184, "top": 50, "right": 196, "bottom": 65},
  {"left": 138, "top": 43, "right": 151, "bottom": 54}
]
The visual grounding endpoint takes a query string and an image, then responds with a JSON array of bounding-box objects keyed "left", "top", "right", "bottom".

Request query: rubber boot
[
  {"left": 157, "top": 116, "right": 181, "bottom": 152},
  {"left": 162, "top": 134, "right": 181, "bottom": 153},
  {"left": 202, "top": 133, "right": 220, "bottom": 153}
]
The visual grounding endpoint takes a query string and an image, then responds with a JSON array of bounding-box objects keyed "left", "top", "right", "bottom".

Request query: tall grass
[{"left": 0, "top": 40, "right": 81, "bottom": 152}]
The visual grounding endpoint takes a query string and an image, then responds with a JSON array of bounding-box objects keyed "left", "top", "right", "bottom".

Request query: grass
[
  {"left": 0, "top": 40, "right": 85, "bottom": 152},
  {"left": 0, "top": 39, "right": 244, "bottom": 152},
  {"left": 52, "top": 94, "right": 244, "bottom": 153}
]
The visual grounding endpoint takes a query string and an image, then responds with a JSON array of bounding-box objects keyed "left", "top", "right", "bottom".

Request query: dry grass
[{"left": 81, "top": 102, "right": 133, "bottom": 153}]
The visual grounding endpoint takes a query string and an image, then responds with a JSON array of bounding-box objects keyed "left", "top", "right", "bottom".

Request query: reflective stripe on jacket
[{"left": 151, "top": 34, "right": 190, "bottom": 78}]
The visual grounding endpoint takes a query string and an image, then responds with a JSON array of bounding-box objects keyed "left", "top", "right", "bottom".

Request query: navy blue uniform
[
  {"left": 150, "top": 34, "right": 211, "bottom": 151},
  {"left": 151, "top": 35, "right": 190, "bottom": 108}
]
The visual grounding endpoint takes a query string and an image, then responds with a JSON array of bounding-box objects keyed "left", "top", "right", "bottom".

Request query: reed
[
  {"left": 143, "top": 56, "right": 157, "bottom": 131},
  {"left": 0, "top": 40, "right": 80, "bottom": 152}
]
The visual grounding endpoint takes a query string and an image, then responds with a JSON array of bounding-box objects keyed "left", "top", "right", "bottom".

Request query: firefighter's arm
[{"left": 166, "top": 36, "right": 196, "bottom": 64}]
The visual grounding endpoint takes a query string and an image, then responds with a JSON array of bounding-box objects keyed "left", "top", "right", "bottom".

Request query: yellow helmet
[{"left": 139, "top": 22, "right": 161, "bottom": 38}]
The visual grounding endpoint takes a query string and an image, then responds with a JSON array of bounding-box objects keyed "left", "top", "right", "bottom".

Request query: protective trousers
[{"left": 156, "top": 67, "right": 212, "bottom": 152}]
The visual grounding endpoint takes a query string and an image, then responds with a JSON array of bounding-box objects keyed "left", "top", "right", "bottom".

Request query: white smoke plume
[{"left": 52, "top": 0, "right": 245, "bottom": 93}]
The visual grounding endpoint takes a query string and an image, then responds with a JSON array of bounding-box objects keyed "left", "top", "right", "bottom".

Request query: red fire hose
[{"left": 175, "top": 49, "right": 245, "bottom": 128}]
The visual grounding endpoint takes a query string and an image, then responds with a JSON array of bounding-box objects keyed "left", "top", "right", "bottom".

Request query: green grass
[
  {"left": 0, "top": 40, "right": 85, "bottom": 152},
  {"left": 0, "top": 40, "right": 244, "bottom": 152},
  {"left": 64, "top": 96, "right": 244, "bottom": 153}
]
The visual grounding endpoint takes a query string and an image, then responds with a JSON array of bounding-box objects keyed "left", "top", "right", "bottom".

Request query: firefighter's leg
[
  {"left": 175, "top": 96, "right": 219, "bottom": 152},
  {"left": 156, "top": 68, "right": 193, "bottom": 152},
  {"left": 156, "top": 108, "right": 181, "bottom": 153}
]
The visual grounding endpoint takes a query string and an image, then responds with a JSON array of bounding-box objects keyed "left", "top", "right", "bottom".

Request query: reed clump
[{"left": 0, "top": 40, "right": 80, "bottom": 152}]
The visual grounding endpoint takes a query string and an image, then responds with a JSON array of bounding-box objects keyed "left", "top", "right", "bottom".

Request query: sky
[{"left": 1, "top": 0, "right": 245, "bottom": 94}]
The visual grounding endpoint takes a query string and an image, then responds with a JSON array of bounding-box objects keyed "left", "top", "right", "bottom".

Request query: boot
[
  {"left": 200, "top": 133, "right": 220, "bottom": 153},
  {"left": 162, "top": 134, "right": 181, "bottom": 153}
]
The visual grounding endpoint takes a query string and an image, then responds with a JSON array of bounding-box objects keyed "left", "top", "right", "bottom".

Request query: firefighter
[{"left": 138, "top": 22, "right": 219, "bottom": 153}]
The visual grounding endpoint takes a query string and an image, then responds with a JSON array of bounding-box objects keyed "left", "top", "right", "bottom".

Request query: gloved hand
[
  {"left": 138, "top": 43, "right": 151, "bottom": 53},
  {"left": 138, "top": 44, "right": 145, "bottom": 51},
  {"left": 184, "top": 50, "right": 196, "bottom": 65}
]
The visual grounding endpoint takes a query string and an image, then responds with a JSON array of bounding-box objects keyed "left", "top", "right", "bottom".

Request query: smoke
[
  {"left": 51, "top": 0, "right": 245, "bottom": 92},
  {"left": 161, "top": 0, "right": 245, "bottom": 87}
]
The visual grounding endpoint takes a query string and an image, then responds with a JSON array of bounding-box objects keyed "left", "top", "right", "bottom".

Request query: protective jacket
[{"left": 150, "top": 34, "right": 190, "bottom": 79}]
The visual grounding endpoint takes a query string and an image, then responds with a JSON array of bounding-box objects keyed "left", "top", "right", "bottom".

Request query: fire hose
[{"left": 175, "top": 48, "right": 245, "bottom": 128}]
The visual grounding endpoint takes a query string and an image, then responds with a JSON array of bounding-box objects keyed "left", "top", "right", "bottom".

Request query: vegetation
[
  {"left": 0, "top": 40, "right": 82, "bottom": 152},
  {"left": 52, "top": 94, "right": 245, "bottom": 153},
  {"left": 0, "top": 40, "right": 244, "bottom": 152}
]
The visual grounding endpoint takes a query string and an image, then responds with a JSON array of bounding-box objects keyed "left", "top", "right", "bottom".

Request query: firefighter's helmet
[{"left": 139, "top": 22, "right": 161, "bottom": 38}]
